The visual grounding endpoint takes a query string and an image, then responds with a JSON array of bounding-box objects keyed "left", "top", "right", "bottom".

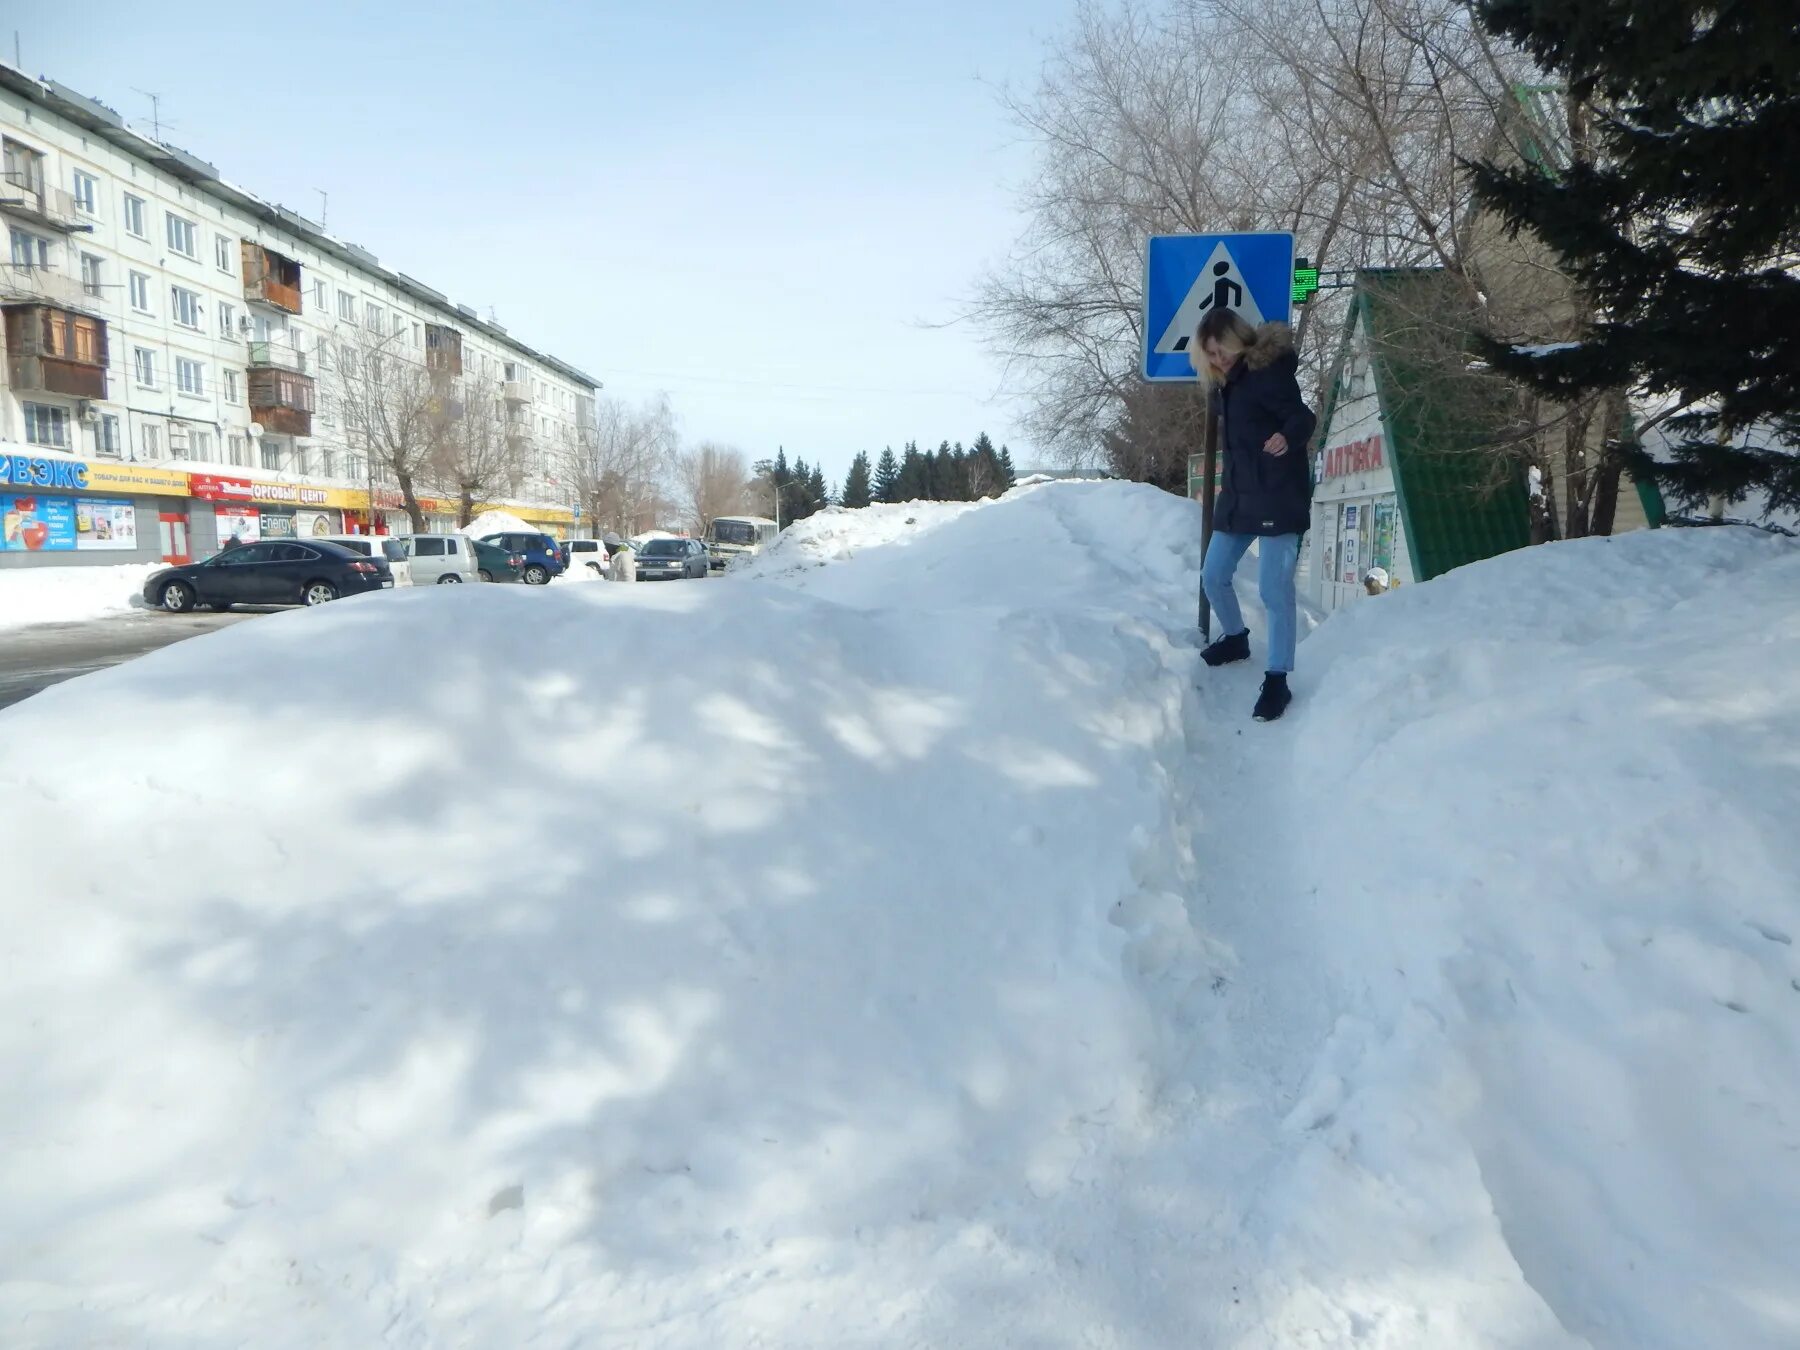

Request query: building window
[
  {"left": 364, "top": 301, "right": 381, "bottom": 332},
  {"left": 314, "top": 278, "right": 327, "bottom": 311},
  {"left": 337, "top": 291, "right": 356, "bottom": 322},
  {"left": 317, "top": 335, "right": 333, "bottom": 371},
  {"left": 192, "top": 430, "right": 214, "bottom": 461},
  {"left": 261, "top": 440, "right": 281, "bottom": 471},
  {"left": 71, "top": 169, "right": 99, "bottom": 216},
  {"left": 129, "top": 270, "right": 151, "bottom": 313},
  {"left": 346, "top": 453, "right": 364, "bottom": 482},
  {"left": 123, "top": 193, "right": 147, "bottom": 238},
  {"left": 215, "top": 234, "right": 234, "bottom": 272},
  {"left": 80, "top": 252, "right": 103, "bottom": 297},
  {"left": 142, "top": 423, "right": 161, "bottom": 458},
  {"left": 228, "top": 433, "right": 248, "bottom": 466},
  {"left": 412, "top": 322, "right": 422, "bottom": 347},
  {"left": 320, "top": 447, "right": 336, "bottom": 478},
  {"left": 176, "top": 357, "right": 205, "bottom": 396},
  {"left": 169, "top": 428, "right": 190, "bottom": 461},
  {"left": 294, "top": 445, "right": 310, "bottom": 475},
  {"left": 133, "top": 347, "right": 156, "bottom": 387},
  {"left": 98, "top": 414, "right": 122, "bottom": 457},
  {"left": 391, "top": 311, "right": 405, "bottom": 338},
  {"left": 165, "top": 212, "right": 198, "bottom": 259},
  {"left": 171, "top": 285, "right": 202, "bottom": 329},
  {"left": 23, "top": 402, "right": 71, "bottom": 448},
  {"left": 224, "top": 369, "right": 240, "bottom": 404},
  {"left": 218, "top": 300, "right": 237, "bottom": 338},
  {"left": 9, "top": 226, "right": 50, "bottom": 269}
]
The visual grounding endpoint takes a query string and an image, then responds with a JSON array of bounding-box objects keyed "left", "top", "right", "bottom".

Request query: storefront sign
[
  {"left": 1322, "top": 433, "right": 1385, "bottom": 479},
  {"left": 84, "top": 462, "right": 192, "bottom": 497},
  {"left": 1, "top": 454, "right": 89, "bottom": 492},
  {"left": 1, "top": 494, "right": 78, "bottom": 551},
  {"left": 259, "top": 509, "right": 297, "bottom": 539},
  {"left": 75, "top": 498, "right": 137, "bottom": 550},
  {"left": 187, "top": 473, "right": 331, "bottom": 507},
  {"left": 294, "top": 510, "right": 334, "bottom": 537}
]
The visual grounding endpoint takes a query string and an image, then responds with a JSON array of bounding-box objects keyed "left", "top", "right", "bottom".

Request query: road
[{"left": 0, "top": 611, "right": 254, "bottom": 710}]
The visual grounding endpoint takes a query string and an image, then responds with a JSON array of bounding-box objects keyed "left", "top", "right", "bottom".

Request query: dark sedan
[
  {"left": 635, "top": 537, "right": 709, "bottom": 580},
  {"left": 144, "top": 540, "right": 395, "bottom": 612}
]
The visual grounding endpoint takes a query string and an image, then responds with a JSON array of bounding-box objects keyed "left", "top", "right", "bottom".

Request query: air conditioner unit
[
  {"left": 239, "top": 316, "right": 253, "bottom": 334},
  {"left": 76, "top": 399, "right": 100, "bottom": 423}
]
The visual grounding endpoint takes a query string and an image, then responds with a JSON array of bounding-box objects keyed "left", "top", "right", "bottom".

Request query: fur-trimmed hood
[{"left": 1243, "top": 321, "right": 1297, "bottom": 371}]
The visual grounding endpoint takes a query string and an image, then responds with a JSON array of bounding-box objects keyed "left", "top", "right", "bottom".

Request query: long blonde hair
[{"left": 1195, "top": 309, "right": 1258, "bottom": 384}]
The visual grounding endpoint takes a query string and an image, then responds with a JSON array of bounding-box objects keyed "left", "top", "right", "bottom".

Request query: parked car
[
  {"left": 472, "top": 537, "right": 526, "bottom": 583},
  {"left": 635, "top": 537, "right": 710, "bottom": 580},
  {"left": 397, "top": 533, "right": 479, "bottom": 585},
  {"left": 562, "top": 538, "right": 610, "bottom": 578},
  {"left": 318, "top": 534, "right": 414, "bottom": 587},
  {"left": 478, "top": 531, "right": 565, "bottom": 585},
  {"left": 145, "top": 540, "right": 394, "bottom": 612}
]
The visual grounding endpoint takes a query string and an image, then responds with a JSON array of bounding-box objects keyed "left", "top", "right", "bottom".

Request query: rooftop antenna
[
  {"left": 14, "top": 31, "right": 21, "bottom": 69},
  {"left": 132, "top": 88, "right": 166, "bottom": 140},
  {"left": 316, "top": 189, "right": 328, "bottom": 229}
]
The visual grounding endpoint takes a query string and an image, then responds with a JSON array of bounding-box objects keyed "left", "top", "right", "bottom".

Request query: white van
[
  {"left": 706, "top": 516, "right": 779, "bottom": 571},
  {"left": 397, "top": 533, "right": 480, "bottom": 585},
  {"left": 319, "top": 534, "right": 413, "bottom": 587}
]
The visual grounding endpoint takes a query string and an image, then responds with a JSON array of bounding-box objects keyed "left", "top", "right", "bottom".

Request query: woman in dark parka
[{"left": 1192, "top": 308, "right": 1316, "bottom": 722}]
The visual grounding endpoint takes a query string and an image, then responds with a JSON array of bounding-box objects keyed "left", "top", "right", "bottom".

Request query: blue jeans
[{"left": 1202, "top": 531, "right": 1301, "bottom": 673}]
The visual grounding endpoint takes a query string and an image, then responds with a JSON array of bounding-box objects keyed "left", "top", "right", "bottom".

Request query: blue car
[{"left": 479, "top": 531, "right": 565, "bottom": 585}]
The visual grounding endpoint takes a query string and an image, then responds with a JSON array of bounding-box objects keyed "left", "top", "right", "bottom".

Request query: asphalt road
[{"left": 0, "top": 610, "right": 255, "bottom": 710}]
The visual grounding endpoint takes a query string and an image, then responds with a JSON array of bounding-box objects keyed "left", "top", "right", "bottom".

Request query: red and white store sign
[
  {"left": 1321, "top": 433, "right": 1385, "bottom": 479},
  {"left": 187, "top": 473, "right": 329, "bottom": 506}
]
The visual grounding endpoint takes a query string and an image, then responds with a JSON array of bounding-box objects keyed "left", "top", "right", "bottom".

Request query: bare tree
[
  {"left": 675, "top": 442, "right": 751, "bottom": 535},
  {"left": 329, "top": 328, "right": 437, "bottom": 532},
  {"left": 566, "top": 394, "right": 677, "bottom": 536},
  {"left": 427, "top": 373, "right": 529, "bottom": 527}
]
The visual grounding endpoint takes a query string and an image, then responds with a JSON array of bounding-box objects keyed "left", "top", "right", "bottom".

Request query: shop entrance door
[{"left": 158, "top": 512, "right": 191, "bottom": 564}]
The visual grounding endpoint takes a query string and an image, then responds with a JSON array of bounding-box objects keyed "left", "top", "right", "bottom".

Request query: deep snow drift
[
  {"left": 0, "top": 561, "right": 162, "bottom": 632},
  {"left": 1, "top": 484, "right": 1795, "bottom": 1348}
]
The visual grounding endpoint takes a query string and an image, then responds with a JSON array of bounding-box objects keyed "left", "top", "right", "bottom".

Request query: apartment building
[{"left": 0, "top": 63, "right": 599, "bottom": 567}]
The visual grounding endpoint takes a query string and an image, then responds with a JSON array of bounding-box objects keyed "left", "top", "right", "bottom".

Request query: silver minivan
[{"left": 398, "top": 533, "right": 480, "bottom": 585}]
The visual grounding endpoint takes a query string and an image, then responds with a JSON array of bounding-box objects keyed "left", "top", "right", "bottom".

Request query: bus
[{"left": 706, "top": 516, "right": 779, "bottom": 571}]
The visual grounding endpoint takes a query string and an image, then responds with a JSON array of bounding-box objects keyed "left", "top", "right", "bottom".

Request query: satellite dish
[{"left": 248, "top": 422, "right": 265, "bottom": 438}]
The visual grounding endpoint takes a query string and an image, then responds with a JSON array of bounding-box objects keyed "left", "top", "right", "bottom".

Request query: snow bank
[
  {"left": 462, "top": 508, "right": 537, "bottom": 539},
  {"left": 2, "top": 488, "right": 1796, "bottom": 1348},
  {"left": 0, "top": 562, "right": 162, "bottom": 633}
]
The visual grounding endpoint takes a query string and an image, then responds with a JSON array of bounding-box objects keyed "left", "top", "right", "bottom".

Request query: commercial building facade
[{"left": 0, "top": 63, "right": 596, "bottom": 568}]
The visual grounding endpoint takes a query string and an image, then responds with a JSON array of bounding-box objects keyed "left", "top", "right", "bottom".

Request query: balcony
[
  {"left": 503, "top": 380, "right": 531, "bottom": 404},
  {"left": 248, "top": 366, "right": 316, "bottom": 438},
  {"left": 241, "top": 242, "right": 304, "bottom": 315},
  {"left": 425, "top": 323, "right": 463, "bottom": 376},
  {"left": 3, "top": 303, "right": 109, "bottom": 399},
  {"left": 0, "top": 170, "right": 83, "bottom": 233},
  {"left": 247, "top": 341, "right": 307, "bottom": 374},
  {"left": 0, "top": 264, "right": 87, "bottom": 309}
]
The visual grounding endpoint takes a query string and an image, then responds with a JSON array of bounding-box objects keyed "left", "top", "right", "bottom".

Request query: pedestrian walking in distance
[{"left": 1191, "top": 309, "right": 1317, "bottom": 722}]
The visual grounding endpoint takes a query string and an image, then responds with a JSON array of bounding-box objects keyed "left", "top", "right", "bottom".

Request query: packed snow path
[{"left": 2, "top": 483, "right": 1795, "bottom": 1348}]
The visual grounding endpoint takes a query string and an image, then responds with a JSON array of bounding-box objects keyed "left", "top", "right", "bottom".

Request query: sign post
[{"left": 1143, "top": 231, "right": 1296, "bottom": 630}]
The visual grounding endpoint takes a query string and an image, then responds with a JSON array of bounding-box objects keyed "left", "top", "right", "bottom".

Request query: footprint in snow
[{"left": 1745, "top": 920, "right": 1792, "bottom": 946}]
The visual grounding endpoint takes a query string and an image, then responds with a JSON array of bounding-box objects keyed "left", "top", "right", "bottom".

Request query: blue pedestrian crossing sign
[{"left": 1141, "top": 232, "right": 1295, "bottom": 382}]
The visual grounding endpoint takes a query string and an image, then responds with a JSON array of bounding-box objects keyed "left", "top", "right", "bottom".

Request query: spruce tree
[
  {"left": 873, "top": 447, "right": 900, "bottom": 503},
  {"left": 896, "top": 442, "right": 927, "bottom": 501},
  {"left": 787, "top": 457, "right": 815, "bottom": 521},
  {"left": 997, "top": 445, "right": 1016, "bottom": 491},
  {"left": 842, "top": 451, "right": 873, "bottom": 508},
  {"left": 807, "top": 464, "right": 828, "bottom": 513},
  {"left": 1468, "top": 0, "right": 1800, "bottom": 515}
]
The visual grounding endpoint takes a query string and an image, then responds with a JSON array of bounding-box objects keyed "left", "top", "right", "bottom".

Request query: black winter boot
[
  {"left": 1253, "top": 672, "right": 1292, "bottom": 722},
  {"left": 1201, "top": 629, "right": 1251, "bottom": 667}
]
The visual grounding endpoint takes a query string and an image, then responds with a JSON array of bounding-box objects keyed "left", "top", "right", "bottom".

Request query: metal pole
[{"left": 1198, "top": 396, "right": 1219, "bottom": 637}]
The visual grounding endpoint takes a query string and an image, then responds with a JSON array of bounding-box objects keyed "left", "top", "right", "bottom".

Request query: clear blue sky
[{"left": 19, "top": 0, "right": 1070, "bottom": 484}]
